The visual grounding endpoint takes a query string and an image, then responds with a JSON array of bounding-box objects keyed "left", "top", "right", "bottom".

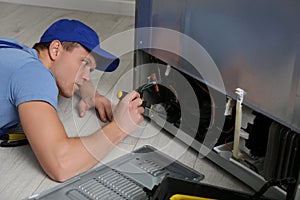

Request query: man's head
[
  {"left": 34, "top": 19, "right": 119, "bottom": 98},
  {"left": 38, "top": 19, "right": 119, "bottom": 72}
]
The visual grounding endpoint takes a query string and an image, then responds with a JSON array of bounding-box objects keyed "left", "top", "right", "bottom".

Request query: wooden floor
[{"left": 0, "top": 2, "right": 252, "bottom": 200}]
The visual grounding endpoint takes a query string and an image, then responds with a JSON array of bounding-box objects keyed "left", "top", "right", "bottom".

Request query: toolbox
[{"left": 152, "top": 176, "right": 276, "bottom": 200}]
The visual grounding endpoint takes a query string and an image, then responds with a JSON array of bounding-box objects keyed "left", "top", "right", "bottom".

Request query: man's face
[{"left": 52, "top": 44, "right": 96, "bottom": 98}]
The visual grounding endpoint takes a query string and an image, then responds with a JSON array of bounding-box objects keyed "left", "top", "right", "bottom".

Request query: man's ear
[{"left": 48, "top": 40, "right": 62, "bottom": 60}]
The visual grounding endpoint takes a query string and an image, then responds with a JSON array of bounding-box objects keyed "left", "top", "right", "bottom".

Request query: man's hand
[
  {"left": 78, "top": 94, "right": 114, "bottom": 122},
  {"left": 113, "top": 91, "right": 144, "bottom": 134}
]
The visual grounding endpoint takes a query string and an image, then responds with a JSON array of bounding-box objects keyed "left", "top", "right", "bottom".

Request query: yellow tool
[
  {"left": 0, "top": 133, "right": 28, "bottom": 147},
  {"left": 0, "top": 133, "right": 26, "bottom": 141},
  {"left": 117, "top": 90, "right": 128, "bottom": 100},
  {"left": 117, "top": 90, "right": 145, "bottom": 101},
  {"left": 170, "top": 194, "right": 216, "bottom": 200}
]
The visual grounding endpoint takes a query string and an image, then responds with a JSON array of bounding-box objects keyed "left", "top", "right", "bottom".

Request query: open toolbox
[{"left": 152, "top": 176, "right": 279, "bottom": 200}]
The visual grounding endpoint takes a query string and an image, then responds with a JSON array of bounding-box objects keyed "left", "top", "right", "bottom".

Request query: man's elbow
[
  {"left": 42, "top": 152, "right": 75, "bottom": 182},
  {"left": 49, "top": 172, "right": 69, "bottom": 183},
  {"left": 46, "top": 165, "right": 72, "bottom": 183}
]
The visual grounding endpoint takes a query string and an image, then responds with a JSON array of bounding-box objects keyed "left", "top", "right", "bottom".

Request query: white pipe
[{"left": 233, "top": 88, "right": 246, "bottom": 159}]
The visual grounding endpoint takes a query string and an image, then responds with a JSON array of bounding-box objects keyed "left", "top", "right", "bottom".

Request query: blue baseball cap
[{"left": 39, "top": 19, "right": 120, "bottom": 72}]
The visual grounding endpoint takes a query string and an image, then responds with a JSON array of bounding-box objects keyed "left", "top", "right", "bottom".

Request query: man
[{"left": 0, "top": 19, "right": 144, "bottom": 182}]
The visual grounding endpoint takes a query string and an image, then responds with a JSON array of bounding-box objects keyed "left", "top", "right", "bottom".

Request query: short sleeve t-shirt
[{"left": 0, "top": 38, "right": 58, "bottom": 130}]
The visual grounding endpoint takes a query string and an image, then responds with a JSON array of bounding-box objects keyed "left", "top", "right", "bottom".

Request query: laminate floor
[{"left": 0, "top": 2, "right": 252, "bottom": 199}]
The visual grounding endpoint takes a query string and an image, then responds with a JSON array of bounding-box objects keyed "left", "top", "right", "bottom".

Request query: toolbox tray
[{"left": 25, "top": 145, "right": 204, "bottom": 200}]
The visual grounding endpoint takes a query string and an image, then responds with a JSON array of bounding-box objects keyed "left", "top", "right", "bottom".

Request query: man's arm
[
  {"left": 77, "top": 80, "right": 114, "bottom": 122},
  {"left": 18, "top": 91, "right": 143, "bottom": 182}
]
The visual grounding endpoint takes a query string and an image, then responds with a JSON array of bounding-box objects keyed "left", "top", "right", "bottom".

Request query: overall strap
[{"left": 0, "top": 40, "right": 23, "bottom": 49}]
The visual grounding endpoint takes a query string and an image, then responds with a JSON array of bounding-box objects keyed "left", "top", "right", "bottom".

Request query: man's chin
[{"left": 59, "top": 90, "right": 74, "bottom": 98}]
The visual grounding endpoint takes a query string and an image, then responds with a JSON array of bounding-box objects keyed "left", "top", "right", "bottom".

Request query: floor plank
[{"left": 0, "top": 146, "right": 46, "bottom": 199}]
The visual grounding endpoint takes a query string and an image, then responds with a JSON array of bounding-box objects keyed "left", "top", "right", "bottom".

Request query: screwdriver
[
  {"left": 117, "top": 90, "right": 146, "bottom": 108},
  {"left": 117, "top": 90, "right": 128, "bottom": 100}
]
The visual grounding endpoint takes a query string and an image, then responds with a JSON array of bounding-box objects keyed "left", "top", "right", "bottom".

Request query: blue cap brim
[{"left": 92, "top": 46, "right": 120, "bottom": 72}]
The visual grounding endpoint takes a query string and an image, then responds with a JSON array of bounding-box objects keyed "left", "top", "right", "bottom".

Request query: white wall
[{"left": 0, "top": 0, "right": 135, "bottom": 16}]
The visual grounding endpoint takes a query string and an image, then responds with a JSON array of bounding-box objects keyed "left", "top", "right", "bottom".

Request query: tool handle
[{"left": 117, "top": 91, "right": 128, "bottom": 100}]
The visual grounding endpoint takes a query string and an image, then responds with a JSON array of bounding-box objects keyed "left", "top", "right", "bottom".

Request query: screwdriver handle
[{"left": 117, "top": 91, "right": 128, "bottom": 100}]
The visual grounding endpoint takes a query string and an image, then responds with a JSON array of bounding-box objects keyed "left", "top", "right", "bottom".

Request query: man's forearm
[
  {"left": 80, "top": 121, "right": 127, "bottom": 161},
  {"left": 52, "top": 121, "right": 126, "bottom": 182}
]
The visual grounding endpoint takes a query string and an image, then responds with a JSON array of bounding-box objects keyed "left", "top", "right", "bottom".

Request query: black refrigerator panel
[{"left": 135, "top": 0, "right": 300, "bottom": 133}]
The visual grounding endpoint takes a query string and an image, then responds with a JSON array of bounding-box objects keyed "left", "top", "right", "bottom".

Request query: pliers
[
  {"left": 0, "top": 132, "right": 28, "bottom": 147},
  {"left": 0, "top": 133, "right": 28, "bottom": 147}
]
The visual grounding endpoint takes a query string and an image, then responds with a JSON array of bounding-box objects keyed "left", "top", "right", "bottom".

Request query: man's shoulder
[
  {"left": 14, "top": 61, "right": 55, "bottom": 84},
  {"left": 11, "top": 61, "right": 58, "bottom": 110}
]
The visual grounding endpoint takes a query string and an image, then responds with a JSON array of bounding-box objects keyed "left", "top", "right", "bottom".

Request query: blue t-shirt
[{"left": 0, "top": 38, "right": 58, "bottom": 130}]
